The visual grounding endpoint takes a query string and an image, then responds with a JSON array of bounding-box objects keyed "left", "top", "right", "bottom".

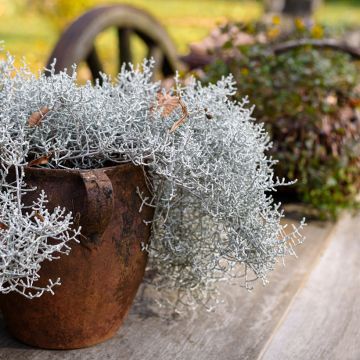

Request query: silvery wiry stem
[{"left": 0, "top": 51, "right": 305, "bottom": 308}]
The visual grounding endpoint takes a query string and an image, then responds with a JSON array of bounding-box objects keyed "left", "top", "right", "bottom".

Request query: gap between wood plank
[{"left": 256, "top": 211, "right": 349, "bottom": 360}]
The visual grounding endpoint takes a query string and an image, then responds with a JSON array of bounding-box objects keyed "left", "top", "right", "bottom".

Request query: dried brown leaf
[
  {"left": 169, "top": 99, "right": 188, "bottom": 133},
  {"left": 28, "top": 154, "right": 51, "bottom": 167},
  {"left": 152, "top": 92, "right": 189, "bottom": 133},
  {"left": 34, "top": 211, "right": 45, "bottom": 222},
  {"left": 349, "top": 98, "right": 360, "bottom": 107},
  {"left": 156, "top": 93, "right": 181, "bottom": 117},
  {"left": 0, "top": 222, "right": 9, "bottom": 230},
  {"left": 28, "top": 106, "right": 50, "bottom": 127}
]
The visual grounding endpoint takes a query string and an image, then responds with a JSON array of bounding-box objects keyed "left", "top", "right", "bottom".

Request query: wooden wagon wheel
[
  {"left": 46, "top": 4, "right": 182, "bottom": 82},
  {"left": 272, "top": 38, "right": 360, "bottom": 60}
]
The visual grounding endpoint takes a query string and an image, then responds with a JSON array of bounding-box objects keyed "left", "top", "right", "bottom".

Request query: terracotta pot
[{"left": 0, "top": 163, "right": 153, "bottom": 349}]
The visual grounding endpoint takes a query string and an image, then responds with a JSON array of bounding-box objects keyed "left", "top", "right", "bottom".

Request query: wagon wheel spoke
[
  {"left": 147, "top": 44, "right": 164, "bottom": 80},
  {"left": 118, "top": 28, "right": 133, "bottom": 70},
  {"left": 86, "top": 46, "right": 104, "bottom": 83},
  {"left": 47, "top": 5, "right": 181, "bottom": 82}
]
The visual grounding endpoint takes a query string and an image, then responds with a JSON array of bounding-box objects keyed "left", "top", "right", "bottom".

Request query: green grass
[
  {"left": 120, "top": 0, "right": 263, "bottom": 53},
  {"left": 0, "top": 13, "right": 57, "bottom": 71},
  {"left": 315, "top": 2, "right": 360, "bottom": 29},
  {"left": 0, "top": 0, "right": 359, "bottom": 73}
]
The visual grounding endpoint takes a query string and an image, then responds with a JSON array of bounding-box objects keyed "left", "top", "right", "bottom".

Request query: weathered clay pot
[{"left": 0, "top": 163, "right": 153, "bottom": 349}]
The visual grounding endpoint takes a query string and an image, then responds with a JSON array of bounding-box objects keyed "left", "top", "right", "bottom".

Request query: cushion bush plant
[
  {"left": 0, "top": 48, "right": 305, "bottom": 311},
  {"left": 197, "top": 20, "right": 360, "bottom": 220}
]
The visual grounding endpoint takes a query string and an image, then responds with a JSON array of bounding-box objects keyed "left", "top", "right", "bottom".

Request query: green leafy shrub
[{"left": 197, "top": 20, "right": 360, "bottom": 219}]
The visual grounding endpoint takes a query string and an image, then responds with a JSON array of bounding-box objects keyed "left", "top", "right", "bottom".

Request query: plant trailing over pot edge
[{"left": 0, "top": 49, "right": 305, "bottom": 313}]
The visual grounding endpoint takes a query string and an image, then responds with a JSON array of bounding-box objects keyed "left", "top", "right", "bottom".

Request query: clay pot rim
[{"left": 24, "top": 161, "right": 136, "bottom": 175}]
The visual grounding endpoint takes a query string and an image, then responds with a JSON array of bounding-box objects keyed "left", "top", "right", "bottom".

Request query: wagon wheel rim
[
  {"left": 272, "top": 38, "right": 360, "bottom": 60},
  {"left": 46, "top": 4, "right": 183, "bottom": 83}
]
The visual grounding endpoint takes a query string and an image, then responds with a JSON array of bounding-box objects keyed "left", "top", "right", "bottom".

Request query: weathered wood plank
[
  {"left": 260, "top": 213, "right": 360, "bottom": 360},
  {"left": 0, "top": 217, "right": 333, "bottom": 360}
]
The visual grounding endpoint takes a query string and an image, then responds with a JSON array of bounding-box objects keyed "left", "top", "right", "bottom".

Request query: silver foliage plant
[{"left": 0, "top": 51, "right": 305, "bottom": 307}]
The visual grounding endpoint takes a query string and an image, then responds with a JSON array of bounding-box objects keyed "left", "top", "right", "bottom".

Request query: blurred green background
[{"left": 0, "top": 0, "right": 359, "bottom": 72}]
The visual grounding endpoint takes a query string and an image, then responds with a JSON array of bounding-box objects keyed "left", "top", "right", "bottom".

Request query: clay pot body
[{"left": 0, "top": 163, "right": 153, "bottom": 349}]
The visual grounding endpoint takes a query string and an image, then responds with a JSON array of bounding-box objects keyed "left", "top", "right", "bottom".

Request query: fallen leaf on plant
[
  {"left": 28, "top": 154, "right": 51, "bottom": 167},
  {"left": 0, "top": 222, "right": 9, "bottom": 230},
  {"left": 34, "top": 211, "right": 45, "bottom": 222},
  {"left": 28, "top": 106, "right": 50, "bottom": 127},
  {"left": 349, "top": 98, "right": 360, "bottom": 107},
  {"left": 169, "top": 99, "right": 188, "bottom": 133},
  {"left": 154, "top": 93, "right": 189, "bottom": 133},
  {"left": 156, "top": 93, "right": 181, "bottom": 117}
]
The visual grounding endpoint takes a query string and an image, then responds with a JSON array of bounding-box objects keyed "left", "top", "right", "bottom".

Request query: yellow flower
[
  {"left": 272, "top": 15, "right": 281, "bottom": 25},
  {"left": 241, "top": 67, "right": 249, "bottom": 76},
  {"left": 267, "top": 27, "right": 280, "bottom": 40},
  {"left": 311, "top": 24, "right": 324, "bottom": 39},
  {"left": 294, "top": 18, "right": 305, "bottom": 30}
]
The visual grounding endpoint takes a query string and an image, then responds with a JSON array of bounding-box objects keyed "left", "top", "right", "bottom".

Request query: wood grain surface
[
  {"left": 0, "top": 216, "right": 335, "bottom": 360},
  {"left": 260, "top": 212, "right": 360, "bottom": 360}
]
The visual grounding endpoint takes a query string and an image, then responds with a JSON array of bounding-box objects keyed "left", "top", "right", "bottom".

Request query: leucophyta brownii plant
[{"left": 0, "top": 48, "right": 305, "bottom": 309}]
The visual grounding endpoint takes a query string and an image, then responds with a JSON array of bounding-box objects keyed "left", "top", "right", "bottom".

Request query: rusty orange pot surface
[{"left": 0, "top": 163, "right": 153, "bottom": 349}]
